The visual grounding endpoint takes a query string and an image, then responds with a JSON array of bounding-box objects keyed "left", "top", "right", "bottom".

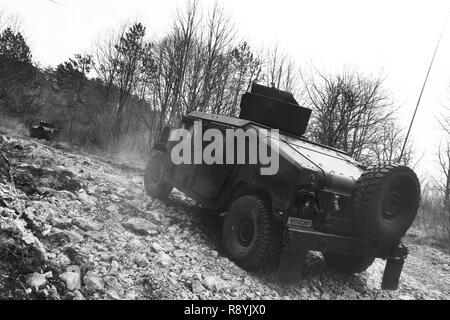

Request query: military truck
[
  {"left": 144, "top": 84, "right": 420, "bottom": 290},
  {"left": 29, "top": 120, "right": 58, "bottom": 141}
]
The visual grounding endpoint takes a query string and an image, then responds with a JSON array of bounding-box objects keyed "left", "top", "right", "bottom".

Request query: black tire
[
  {"left": 323, "top": 252, "right": 375, "bottom": 274},
  {"left": 144, "top": 151, "right": 173, "bottom": 199},
  {"left": 30, "top": 127, "right": 44, "bottom": 139},
  {"left": 43, "top": 130, "right": 52, "bottom": 141},
  {"left": 222, "top": 195, "right": 282, "bottom": 270},
  {"left": 352, "top": 163, "right": 420, "bottom": 243}
]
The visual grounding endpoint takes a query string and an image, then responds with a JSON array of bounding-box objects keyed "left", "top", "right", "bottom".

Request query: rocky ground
[{"left": 0, "top": 132, "right": 448, "bottom": 300}]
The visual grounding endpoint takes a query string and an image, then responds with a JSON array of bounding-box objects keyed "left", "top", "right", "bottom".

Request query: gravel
[{"left": 0, "top": 133, "right": 449, "bottom": 300}]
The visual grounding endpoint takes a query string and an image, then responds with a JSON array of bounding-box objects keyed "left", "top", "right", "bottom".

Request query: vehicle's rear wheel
[
  {"left": 222, "top": 195, "right": 282, "bottom": 270},
  {"left": 144, "top": 151, "right": 173, "bottom": 199},
  {"left": 323, "top": 252, "right": 375, "bottom": 274},
  {"left": 352, "top": 163, "right": 420, "bottom": 243}
]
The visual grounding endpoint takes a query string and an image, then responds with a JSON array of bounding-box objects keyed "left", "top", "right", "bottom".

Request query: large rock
[
  {"left": 55, "top": 253, "right": 72, "bottom": 268},
  {"left": 145, "top": 210, "right": 161, "bottom": 223},
  {"left": 72, "top": 217, "right": 102, "bottom": 231},
  {"left": 85, "top": 230, "right": 106, "bottom": 242},
  {"left": 167, "top": 225, "right": 178, "bottom": 233},
  {"left": 151, "top": 242, "right": 164, "bottom": 252},
  {"left": 106, "top": 204, "right": 123, "bottom": 222},
  {"left": 76, "top": 189, "right": 96, "bottom": 207},
  {"left": 6, "top": 219, "right": 47, "bottom": 262},
  {"left": 48, "top": 229, "right": 84, "bottom": 243},
  {"left": 64, "top": 289, "right": 85, "bottom": 300},
  {"left": 106, "top": 288, "right": 121, "bottom": 300},
  {"left": 191, "top": 280, "right": 205, "bottom": 294},
  {"left": 173, "top": 250, "right": 185, "bottom": 258},
  {"left": 59, "top": 271, "right": 81, "bottom": 291},
  {"left": 83, "top": 275, "right": 105, "bottom": 291},
  {"left": 47, "top": 216, "right": 72, "bottom": 229},
  {"left": 26, "top": 272, "right": 47, "bottom": 290},
  {"left": 133, "top": 253, "right": 149, "bottom": 267},
  {"left": 203, "top": 275, "right": 230, "bottom": 292},
  {"left": 121, "top": 217, "right": 158, "bottom": 235},
  {"left": 110, "top": 260, "right": 120, "bottom": 270},
  {"left": 156, "top": 252, "right": 172, "bottom": 266},
  {"left": 127, "top": 238, "right": 143, "bottom": 250},
  {"left": 66, "top": 265, "right": 81, "bottom": 274},
  {"left": 71, "top": 290, "right": 86, "bottom": 300}
]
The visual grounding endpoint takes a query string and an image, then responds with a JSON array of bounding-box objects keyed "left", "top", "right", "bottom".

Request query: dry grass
[
  {"left": 410, "top": 202, "right": 450, "bottom": 248},
  {"left": 0, "top": 114, "right": 152, "bottom": 168}
]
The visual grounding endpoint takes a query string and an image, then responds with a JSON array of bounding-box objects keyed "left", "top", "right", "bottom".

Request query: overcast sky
[{"left": 1, "top": 0, "right": 450, "bottom": 178}]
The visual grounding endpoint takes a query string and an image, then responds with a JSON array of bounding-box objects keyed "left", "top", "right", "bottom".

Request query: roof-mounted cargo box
[{"left": 239, "top": 84, "right": 312, "bottom": 136}]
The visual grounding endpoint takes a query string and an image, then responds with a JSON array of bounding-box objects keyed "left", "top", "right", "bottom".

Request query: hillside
[{"left": 0, "top": 130, "right": 448, "bottom": 300}]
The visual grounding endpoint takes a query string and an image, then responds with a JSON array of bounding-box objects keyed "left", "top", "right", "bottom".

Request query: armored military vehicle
[
  {"left": 144, "top": 84, "right": 420, "bottom": 290},
  {"left": 29, "top": 120, "right": 58, "bottom": 141}
]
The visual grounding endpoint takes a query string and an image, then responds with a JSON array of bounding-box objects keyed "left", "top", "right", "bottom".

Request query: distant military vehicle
[
  {"left": 29, "top": 120, "right": 58, "bottom": 141},
  {"left": 144, "top": 84, "right": 420, "bottom": 290}
]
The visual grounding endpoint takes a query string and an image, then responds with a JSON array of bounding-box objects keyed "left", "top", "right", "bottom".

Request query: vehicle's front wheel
[
  {"left": 222, "top": 195, "right": 282, "bottom": 270},
  {"left": 144, "top": 151, "right": 173, "bottom": 199},
  {"left": 323, "top": 252, "right": 375, "bottom": 274}
]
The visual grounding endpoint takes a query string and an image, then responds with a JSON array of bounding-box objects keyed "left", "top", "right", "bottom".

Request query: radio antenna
[{"left": 399, "top": 11, "right": 450, "bottom": 163}]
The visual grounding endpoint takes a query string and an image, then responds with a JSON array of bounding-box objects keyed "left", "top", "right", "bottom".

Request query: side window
[{"left": 181, "top": 119, "right": 195, "bottom": 135}]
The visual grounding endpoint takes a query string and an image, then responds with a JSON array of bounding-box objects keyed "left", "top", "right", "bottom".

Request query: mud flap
[
  {"left": 278, "top": 240, "right": 307, "bottom": 284},
  {"left": 381, "top": 244, "right": 408, "bottom": 290}
]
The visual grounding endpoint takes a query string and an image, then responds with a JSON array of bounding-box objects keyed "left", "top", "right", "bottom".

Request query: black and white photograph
[{"left": 0, "top": 0, "right": 449, "bottom": 304}]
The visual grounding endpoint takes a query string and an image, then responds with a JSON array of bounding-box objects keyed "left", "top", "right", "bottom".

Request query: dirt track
[{"left": 0, "top": 133, "right": 449, "bottom": 300}]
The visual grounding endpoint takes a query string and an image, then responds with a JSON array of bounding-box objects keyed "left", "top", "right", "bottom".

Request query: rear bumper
[{"left": 278, "top": 227, "right": 408, "bottom": 290}]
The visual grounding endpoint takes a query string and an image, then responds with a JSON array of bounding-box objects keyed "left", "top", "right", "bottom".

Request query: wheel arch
[
  {"left": 224, "top": 170, "right": 295, "bottom": 222},
  {"left": 233, "top": 180, "right": 272, "bottom": 199},
  {"left": 226, "top": 180, "right": 274, "bottom": 214}
]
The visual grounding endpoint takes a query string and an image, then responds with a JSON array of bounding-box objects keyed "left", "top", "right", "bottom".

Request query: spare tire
[{"left": 352, "top": 163, "right": 420, "bottom": 243}]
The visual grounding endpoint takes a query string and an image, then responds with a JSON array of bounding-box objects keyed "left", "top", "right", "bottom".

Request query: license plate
[{"left": 287, "top": 217, "right": 312, "bottom": 228}]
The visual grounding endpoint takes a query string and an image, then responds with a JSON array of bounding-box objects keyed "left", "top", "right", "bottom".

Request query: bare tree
[
  {"left": 302, "top": 68, "right": 394, "bottom": 163},
  {"left": 368, "top": 119, "right": 416, "bottom": 166},
  {"left": 420, "top": 99, "right": 450, "bottom": 241},
  {"left": 168, "top": 0, "right": 201, "bottom": 121},
  {"left": 437, "top": 142, "right": 450, "bottom": 201},
  {"left": 142, "top": 0, "right": 203, "bottom": 143},
  {"left": 183, "top": 37, "right": 206, "bottom": 114},
  {"left": 148, "top": 0, "right": 238, "bottom": 138},
  {"left": 436, "top": 102, "right": 450, "bottom": 201},
  {"left": 262, "top": 44, "right": 299, "bottom": 95},
  {"left": 113, "top": 22, "right": 149, "bottom": 140},
  {"left": 427, "top": 142, "right": 450, "bottom": 241},
  {"left": 92, "top": 25, "right": 128, "bottom": 107},
  {"left": 198, "top": 1, "right": 236, "bottom": 113}
]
